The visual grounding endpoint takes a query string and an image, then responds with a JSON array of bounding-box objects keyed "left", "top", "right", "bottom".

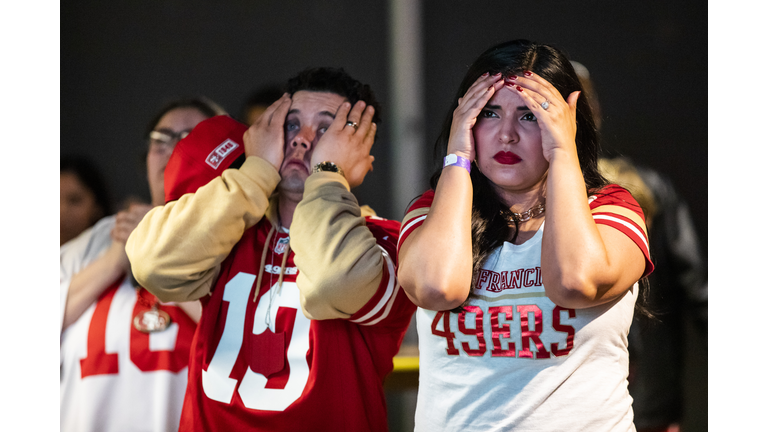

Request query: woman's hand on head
[
  {"left": 506, "top": 72, "right": 579, "bottom": 162},
  {"left": 447, "top": 73, "right": 506, "bottom": 161}
]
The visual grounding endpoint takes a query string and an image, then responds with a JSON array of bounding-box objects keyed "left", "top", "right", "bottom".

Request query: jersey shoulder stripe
[
  {"left": 397, "top": 190, "right": 435, "bottom": 255},
  {"left": 589, "top": 184, "right": 654, "bottom": 277}
]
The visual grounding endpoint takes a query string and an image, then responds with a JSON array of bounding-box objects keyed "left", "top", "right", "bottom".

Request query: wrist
[
  {"left": 546, "top": 147, "right": 579, "bottom": 165},
  {"left": 443, "top": 153, "right": 472, "bottom": 174},
  {"left": 106, "top": 242, "right": 131, "bottom": 272},
  {"left": 312, "top": 161, "right": 345, "bottom": 178}
]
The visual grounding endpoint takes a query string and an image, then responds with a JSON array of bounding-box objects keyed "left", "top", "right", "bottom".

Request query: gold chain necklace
[{"left": 501, "top": 203, "right": 546, "bottom": 223}]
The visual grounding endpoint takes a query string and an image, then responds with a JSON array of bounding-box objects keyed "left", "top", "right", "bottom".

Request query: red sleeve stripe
[
  {"left": 350, "top": 246, "right": 396, "bottom": 325},
  {"left": 593, "top": 214, "right": 650, "bottom": 253},
  {"left": 397, "top": 214, "right": 427, "bottom": 254}
]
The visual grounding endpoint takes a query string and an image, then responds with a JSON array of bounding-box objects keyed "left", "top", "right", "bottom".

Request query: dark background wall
[
  {"left": 61, "top": 1, "right": 707, "bottom": 430},
  {"left": 61, "top": 0, "right": 707, "bottom": 257}
]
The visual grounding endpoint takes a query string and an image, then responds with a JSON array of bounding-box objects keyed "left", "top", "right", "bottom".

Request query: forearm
[
  {"left": 127, "top": 156, "right": 280, "bottom": 302},
  {"left": 291, "top": 172, "right": 384, "bottom": 319},
  {"left": 62, "top": 242, "right": 127, "bottom": 330},
  {"left": 175, "top": 300, "right": 203, "bottom": 323},
  {"left": 542, "top": 150, "right": 631, "bottom": 308},
  {"left": 398, "top": 167, "right": 474, "bottom": 310}
]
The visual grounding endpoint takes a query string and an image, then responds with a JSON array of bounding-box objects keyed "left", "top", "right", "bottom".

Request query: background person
[
  {"left": 127, "top": 68, "right": 417, "bottom": 431},
  {"left": 60, "top": 97, "right": 225, "bottom": 432},
  {"left": 397, "top": 39, "right": 654, "bottom": 431},
  {"left": 60, "top": 155, "right": 112, "bottom": 245},
  {"left": 573, "top": 59, "right": 708, "bottom": 432}
]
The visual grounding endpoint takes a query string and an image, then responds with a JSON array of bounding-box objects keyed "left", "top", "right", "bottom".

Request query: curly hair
[{"left": 285, "top": 67, "right": 382, "bottom": 125}]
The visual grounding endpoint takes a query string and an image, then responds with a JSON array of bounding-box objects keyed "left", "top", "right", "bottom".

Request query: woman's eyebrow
[{"left": 483, "top": 104, "right": 529, "bottom": 111}]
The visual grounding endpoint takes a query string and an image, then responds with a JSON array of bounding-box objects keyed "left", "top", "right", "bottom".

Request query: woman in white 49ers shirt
[
  {"left": 60, "top": 98, "right": 224, "bottom": 432},
  {"left": 397, "top": 39, "right": 654, "bottom": 432}
]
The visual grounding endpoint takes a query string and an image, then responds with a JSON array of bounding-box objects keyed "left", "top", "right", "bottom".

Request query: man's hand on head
[
  {"left": 311, "top": 100, "right": 377, "bottom": 189},
  {"left": 243, "top": 93, "right": 292, "bottom": 172}
]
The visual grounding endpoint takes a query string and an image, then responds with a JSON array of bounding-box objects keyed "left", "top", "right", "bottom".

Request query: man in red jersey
[{"left": 126, "top": 68, "right": 416, "bottom": 431}]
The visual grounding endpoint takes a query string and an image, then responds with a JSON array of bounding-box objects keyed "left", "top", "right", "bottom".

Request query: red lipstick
[{"left": 493, "top": 151, "right": 522, "bottom": 165}]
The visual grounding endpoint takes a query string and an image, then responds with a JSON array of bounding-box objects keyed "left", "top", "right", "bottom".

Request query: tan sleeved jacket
[
  {"left": 291, "top": 172, "right": 384, "bottom": 320},
  {"left": 126, "top": 156, "right": 386, "bottom": 320},
  {"left": 126, "top": 156, "right": 280, "bottom": 302}
]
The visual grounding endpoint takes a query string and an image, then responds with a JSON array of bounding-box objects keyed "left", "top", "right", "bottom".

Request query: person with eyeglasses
[{"left": 60, "top": 97, "right": 226, "bottom": 432}]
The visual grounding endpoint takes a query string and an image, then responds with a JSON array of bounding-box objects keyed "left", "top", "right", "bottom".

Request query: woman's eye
[
  {"left": 521, "top": 112, "right": 537, "bottom": 122},
  {"left": 318, "top": 126, "right": 328, "bottom": 134},
  {"left": 479, "top": 110, "right": 497, "bottom": 119},
  {"left": 285, "top": 122, "right": 299, "bottom": 131}
]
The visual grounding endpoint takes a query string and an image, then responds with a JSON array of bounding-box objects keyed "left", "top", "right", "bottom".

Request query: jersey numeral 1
[
  {"left": 80, "top": 278, "right": 194, "bottom": 378},
  {"left": 202, "top": 272, "right": 311, "bottom": 411}
]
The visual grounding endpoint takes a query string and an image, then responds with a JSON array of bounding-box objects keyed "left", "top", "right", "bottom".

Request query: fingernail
[
  {"left": 516, "top": 85, "right": 523, "bottom": 92},
  {"left": 507, "top": 75, "right": 517, "bottom": 81},
  {"left": 481, "top": 72, "right": 489, "bottom": 77},
  {"left": 524, "top": 71, "right": 533, "bottom": 76}
]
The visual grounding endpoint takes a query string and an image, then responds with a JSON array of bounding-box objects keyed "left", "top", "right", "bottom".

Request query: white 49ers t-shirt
[{"left": 399, "top": 186, "right": 653, "bottom": 431}]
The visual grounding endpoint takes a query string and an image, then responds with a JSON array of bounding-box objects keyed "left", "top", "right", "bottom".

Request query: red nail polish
[
  {"left": 524, "top": 71, "right": 533, "bottom": 76},
  {"left": 516, "top": 85, "right": 523, "bottom": 92},
  {"left": 508, "top": 75, "right": 517, "bottom": 80}
]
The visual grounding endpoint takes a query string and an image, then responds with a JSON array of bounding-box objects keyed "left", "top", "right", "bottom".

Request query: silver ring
[
  {"left": 345, "top": 121, "right": 358, "bottom": 130},
  {"left": 541, "top": 101, "right": 550, "bottom": 110}
]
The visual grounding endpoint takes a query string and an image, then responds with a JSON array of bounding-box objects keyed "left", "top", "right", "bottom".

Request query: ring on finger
[
  {"left": 345, "top": 120, "right": 359, "bottom": 131},
  {"left": 540, "top": 100, "right": 550, "bottom": 110}
]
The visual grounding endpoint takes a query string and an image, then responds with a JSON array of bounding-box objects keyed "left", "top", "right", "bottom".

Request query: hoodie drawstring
[
  {"left": 252, "top": 224, "right": 291, "bottom": 304},
  {"left": 253, "top": 224, "right": 276, "bottom": 302}
]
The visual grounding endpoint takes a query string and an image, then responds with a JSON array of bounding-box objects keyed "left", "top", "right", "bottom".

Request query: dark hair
[
  {"left": 143, "top": 97, "right": 227, "bottom": 139},
  {"left": 60, "top": 154, "right": 113, "bottom": 217},
  {"left": 286, "top": 67, "right": 382, "bottom": 124},
  {"left": 431, "top": 39, "right": 611, "bottom": 309}
]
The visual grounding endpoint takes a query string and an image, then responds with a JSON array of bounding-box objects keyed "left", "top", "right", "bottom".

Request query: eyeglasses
[{"left": 148, "top": 129, "right": 191, "bottom": 152}]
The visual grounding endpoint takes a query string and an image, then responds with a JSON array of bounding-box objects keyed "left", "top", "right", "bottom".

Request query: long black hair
[{"left": 431, "top": 39, "right": 618, "bottom": 309}]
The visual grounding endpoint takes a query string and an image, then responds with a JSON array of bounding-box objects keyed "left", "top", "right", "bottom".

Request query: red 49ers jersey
[{"left": 180, "top": 216, "right": 415, "bottom": 431}]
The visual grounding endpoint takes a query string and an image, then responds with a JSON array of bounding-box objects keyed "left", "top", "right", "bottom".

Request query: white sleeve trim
[
  {"left": 397, "top": 214, "right": 427, "bottom": 252},
  {"left": 592, "top": 214, "right": 649, "bottom": 250},
  {"left": 350, "top": 246, "right": 396, "bottom": 325}
]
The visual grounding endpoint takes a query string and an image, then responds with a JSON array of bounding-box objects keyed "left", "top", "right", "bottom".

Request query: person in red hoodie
[{"left": 127, "top": 67, "right": 416, "bottom": 431}]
